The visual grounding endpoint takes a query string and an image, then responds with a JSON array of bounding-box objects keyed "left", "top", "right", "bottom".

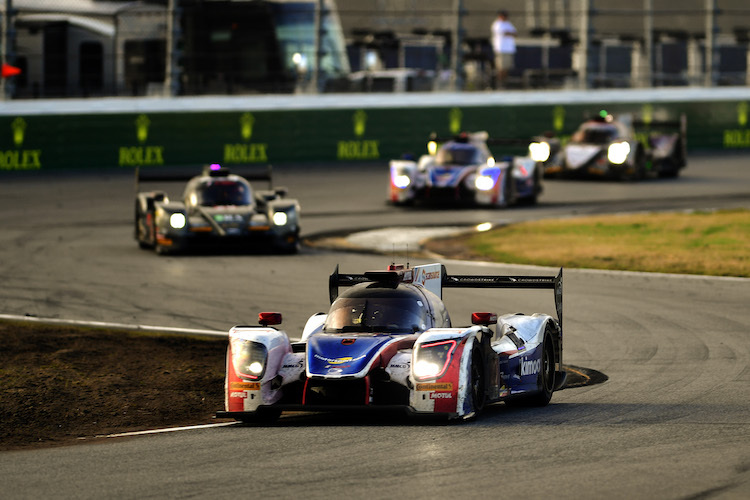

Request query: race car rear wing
[
  {"left": 329, "top": 264, "right": 563, "bottom": 329},
  {"left": 632, "top": 113, "right": 687, "bottom": 135},
  {"left": 135, "top": 164, "right": 274, "bottom": 189}
]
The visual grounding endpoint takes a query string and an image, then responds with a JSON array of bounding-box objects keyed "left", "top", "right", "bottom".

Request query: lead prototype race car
[
  {"left": 217, "top": 262, "right": 565, "bottom": 422},
  {"left": 530, "top": 111, "right": 687, "bottom": 180},
  {"left": 388, "top": 132, "right": 543, "bottom": 207},
  {"left": 134, "top": 164, "right": 300, "bottom": 254}
]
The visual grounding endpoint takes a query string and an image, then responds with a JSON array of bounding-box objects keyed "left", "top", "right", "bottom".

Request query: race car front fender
[
  {"left": 389, "top": 160, "right": 418, "bottom": 203},
  {"left": 225, "top": 326, "right": 292, "bottom": 412},
  {"left": 409, "top": 326, "right": 483, "bottom": 418}
]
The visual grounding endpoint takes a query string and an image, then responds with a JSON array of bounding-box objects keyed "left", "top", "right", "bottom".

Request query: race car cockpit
[
  {"left": 192, "top": 179, "right": 252, "bottom": 207},
  {"left": 324, "top": 283, "right": 449, "bottom": 334}
]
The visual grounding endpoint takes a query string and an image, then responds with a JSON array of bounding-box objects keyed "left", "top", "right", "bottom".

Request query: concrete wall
[{"left": 1, "top": 87, "right": 750, "bottom": 171}]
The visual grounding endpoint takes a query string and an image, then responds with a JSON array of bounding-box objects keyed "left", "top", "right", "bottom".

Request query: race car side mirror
[
  {"left": 259, "top": 312, "right": 282, "bottom": 326},
  {"left": 471, "top": 312, "right": 497, "bottom": 325}
]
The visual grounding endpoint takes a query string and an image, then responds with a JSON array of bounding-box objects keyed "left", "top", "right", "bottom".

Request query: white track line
[
  {"left": 0, "top": 313, "right": 226, "bottom": 337},
  {"left": 99, "top": 422, "right": 239, "bottom": 439}
]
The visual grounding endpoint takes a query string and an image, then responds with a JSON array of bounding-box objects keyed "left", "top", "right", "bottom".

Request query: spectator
[{"left": 491, "top": 10, "right": 517, "bottom": 88}]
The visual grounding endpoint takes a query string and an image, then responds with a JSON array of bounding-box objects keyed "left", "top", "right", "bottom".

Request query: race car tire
[
  {"left": 135, "top": 204, "right": 155, "bottom": 249},
  {"left": 469, "top": 344, "right": 487, "bottom": 415},
  {"left": 505, "top": 329, "right": 555, "bottom": 407},
  {"left": 238, "top": 408, "right": 281, "bottom": 424}
]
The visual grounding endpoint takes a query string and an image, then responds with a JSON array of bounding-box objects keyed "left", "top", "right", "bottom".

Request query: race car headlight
[
  {"left": 607, "top": 141, "right": 631, "bottom": 165},
  {"left": 230, "top": 338, "right": 268, "bottom": 381},
  {"left": 529, "top": 141, "right": 551, "bottom": 162},
  {"left": 392, "top": 174, "right": 411, "bottom": 189},
  {"left": 169, "top": 213, "right": 186, "bottom": 229},
  {"left": 427, "top": 141, "right": 438, "bottom": 155},
  {"left": 413, "top": 339, "right": 457, "bottom": 381},
  {"left": 272, "top": 211, "right": 288, "bottom": 226},
  {"left": 475, "top": 175, "right": 496, "bottom": 191}
]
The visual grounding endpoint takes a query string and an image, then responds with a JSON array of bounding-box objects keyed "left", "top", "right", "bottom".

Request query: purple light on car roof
[{"left": 209, "top": 163, "right": 221, "bottom": 171}]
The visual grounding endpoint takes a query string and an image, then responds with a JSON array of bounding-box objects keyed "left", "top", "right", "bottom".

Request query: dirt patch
[{"left": 0, "top": 321, "right": 227, "bottom": 451}]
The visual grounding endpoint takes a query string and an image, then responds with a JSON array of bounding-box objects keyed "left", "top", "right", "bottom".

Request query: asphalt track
[{"left": 1, "top": 153, "right": 749, "bottom": 499}]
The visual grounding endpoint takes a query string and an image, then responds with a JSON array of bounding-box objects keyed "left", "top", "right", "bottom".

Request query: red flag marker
[{"left": 1, "top": 63, "right": 21, "bottom": 78}]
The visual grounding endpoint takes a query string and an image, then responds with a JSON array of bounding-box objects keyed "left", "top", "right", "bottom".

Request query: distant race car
[
  {"left": 530, "top": 111, "right": 687, "bottom": 180},
  {"left": 134, "top": 164, "right": 300, "bottom": 254},
  {"left": 388, "top": 131, "right": 543, "bottom": 207},
  {"left": 216, "top": 262, "right": 565, "bottom": 422}
]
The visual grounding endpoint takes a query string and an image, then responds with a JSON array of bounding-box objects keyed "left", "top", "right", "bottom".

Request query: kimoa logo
[{"left": 520, "top": 357, "right": 541, "bottom": 376}]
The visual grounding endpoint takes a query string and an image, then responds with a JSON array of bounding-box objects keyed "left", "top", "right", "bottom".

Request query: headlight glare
[
  {"left": 607, "top": 141, "right": 631, "bottom": 164},
  {"left": 230, "top": 338, "right": 268, "bottom": 380},
  {"left": 413, "top": 339, "right": 457, "bottom": 381},
  {"left": 169, "top": 213, "right": 186, "bottom": 229},
  {"left": 529, "top": 142, "right": 551, "bottom": 162},
  {"left": 393, "top": 174, "right": 411, "bottom": 188},
  {"left": 272, "top": 211, "right": 288, "bottom": 226},
  {"left": 475, "top": 175, "right": 495, "bottom": 191}
]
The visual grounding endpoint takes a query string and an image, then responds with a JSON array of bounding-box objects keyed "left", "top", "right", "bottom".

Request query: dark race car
[
  {"left": 531, "top": 111, "right": 687, "bottom": 180},
  {"left": 389, "top": 132, "right": 543, "bottom": 207},
  {"left": 216, "top": 262, "right": 565, "bottom": 422},
  {"left": 134, "top": 164, "right": 300, "bottom": 254}
]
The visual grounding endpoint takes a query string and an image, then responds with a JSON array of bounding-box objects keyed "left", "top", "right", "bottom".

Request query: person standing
[{"left": 491, "top": 10, "right": 517, "bottom": 88}]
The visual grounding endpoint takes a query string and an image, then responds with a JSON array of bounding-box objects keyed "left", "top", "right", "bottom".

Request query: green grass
[{"left": 460, "top": 209, "right": 750, "bottom": 277}]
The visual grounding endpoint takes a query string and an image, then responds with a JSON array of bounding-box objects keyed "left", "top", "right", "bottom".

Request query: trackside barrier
[{"left": 1, "top": 87, "right": 750, "bottom": 171}]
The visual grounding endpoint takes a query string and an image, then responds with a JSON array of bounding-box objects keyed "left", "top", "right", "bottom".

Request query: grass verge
[{"left": 426, "top": 209, "right": 750, "bottom": 277}]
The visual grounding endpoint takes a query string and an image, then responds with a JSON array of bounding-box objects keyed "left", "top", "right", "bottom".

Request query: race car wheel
[
  {"left": 470, "top": 344, "right": 487, "bottom": 415},
  {"left": 506, "top": 330, "right": 555, "bottom": 407}
]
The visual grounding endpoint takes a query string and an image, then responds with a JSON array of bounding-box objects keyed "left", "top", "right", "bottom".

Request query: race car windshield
[
  {"left": 435, "top": 144, "right": 481, "bottom": 166},
  {"left": 574, "top": 125, "right": 619, "bottom": 144},
  {"left": 324, "top": 298, "right": 431, "bottom": 334},
  {"left": 196, "top": 180, "right": 251, "bottom": 206}
]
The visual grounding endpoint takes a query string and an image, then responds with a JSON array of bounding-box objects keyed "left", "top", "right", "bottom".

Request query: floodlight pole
[
  {"left": 577, "top": 0, "right": 591, "bottom": 89},
  {"left": 704, "top": 0, "right": 717, "bottom": 87},
  {"left": 452, "top": 0, "right": 465, "bottom": 91}
]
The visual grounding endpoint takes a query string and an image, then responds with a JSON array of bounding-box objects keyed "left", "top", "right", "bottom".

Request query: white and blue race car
[
  {"left": 217, "top": 262, "right": 565, "bottom": 422},
  {"left": 389, "top": 132, "right": 543, "bottom": 207}
]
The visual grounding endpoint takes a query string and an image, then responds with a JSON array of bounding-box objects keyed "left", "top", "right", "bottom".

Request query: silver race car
[
  {"left": 531, "top": 111, "right": 687, "bottom": 180},
  {"left": 389, "top": 132, "right": 543, "bottom": 207},
  {"left": 134, "top": 164, "right": 300, "bottom": 254}
]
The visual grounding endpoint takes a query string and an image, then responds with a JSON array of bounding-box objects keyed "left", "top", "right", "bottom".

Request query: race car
[
  {"left": 216, "top": 262, "right": 565, "bottom": 422},
  {"left": 134, "top": 164, "right": 300, "bottom": 254},
  {"left": 530, "top": 111, "right": 687, "bottom": 180},
  {"left": 388, "top": 131, "right": 543, "bottom": 207}
]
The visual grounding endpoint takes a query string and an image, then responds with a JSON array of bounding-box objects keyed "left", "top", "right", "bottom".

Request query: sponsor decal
[
  {"left": 282, "top": 360, "right": 304, "bottom": 369},
  {"left": 723, "top": 102, "right": 750, "bottom": 148},
  {"left": 388, "top": 363, "right": 409, "bottom": 369},
  {"left": 416, "top": 383, "right": 453, "bottom": 391},
  {"left": 337, "top": 140, "right": 379, "bottom": 160},
  {"left": 337, "top": 110, "right": 380, "bottom": 160},
  {"left": 1, "top": 117, "right": 42, "bottom": 170},
  {"left": 119, "top": 114, "right": 165, "bottom": 167},
  {"left": 230, "top": 391, "right": 248, "bottom": 399},
  {"left": 313, "top": 353, "right": 365, "bottom": 364},
  {"left": 553, "top": 105, "right": 565, "bottom": 132},
  {"left": 449, "top": 107, "right": 462, "bottom": 134},
  {"left": 520, "top": 357, "right": 541, "bottom": 376},
  {"left": 429, "top": 392, "right": 453, "bottom": 399},
  {"left": 230, "top": 381, "right": 260, "bottom": 390},
  {"left": 224, "top": 113, "right": 269, "bottom": 163}
]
